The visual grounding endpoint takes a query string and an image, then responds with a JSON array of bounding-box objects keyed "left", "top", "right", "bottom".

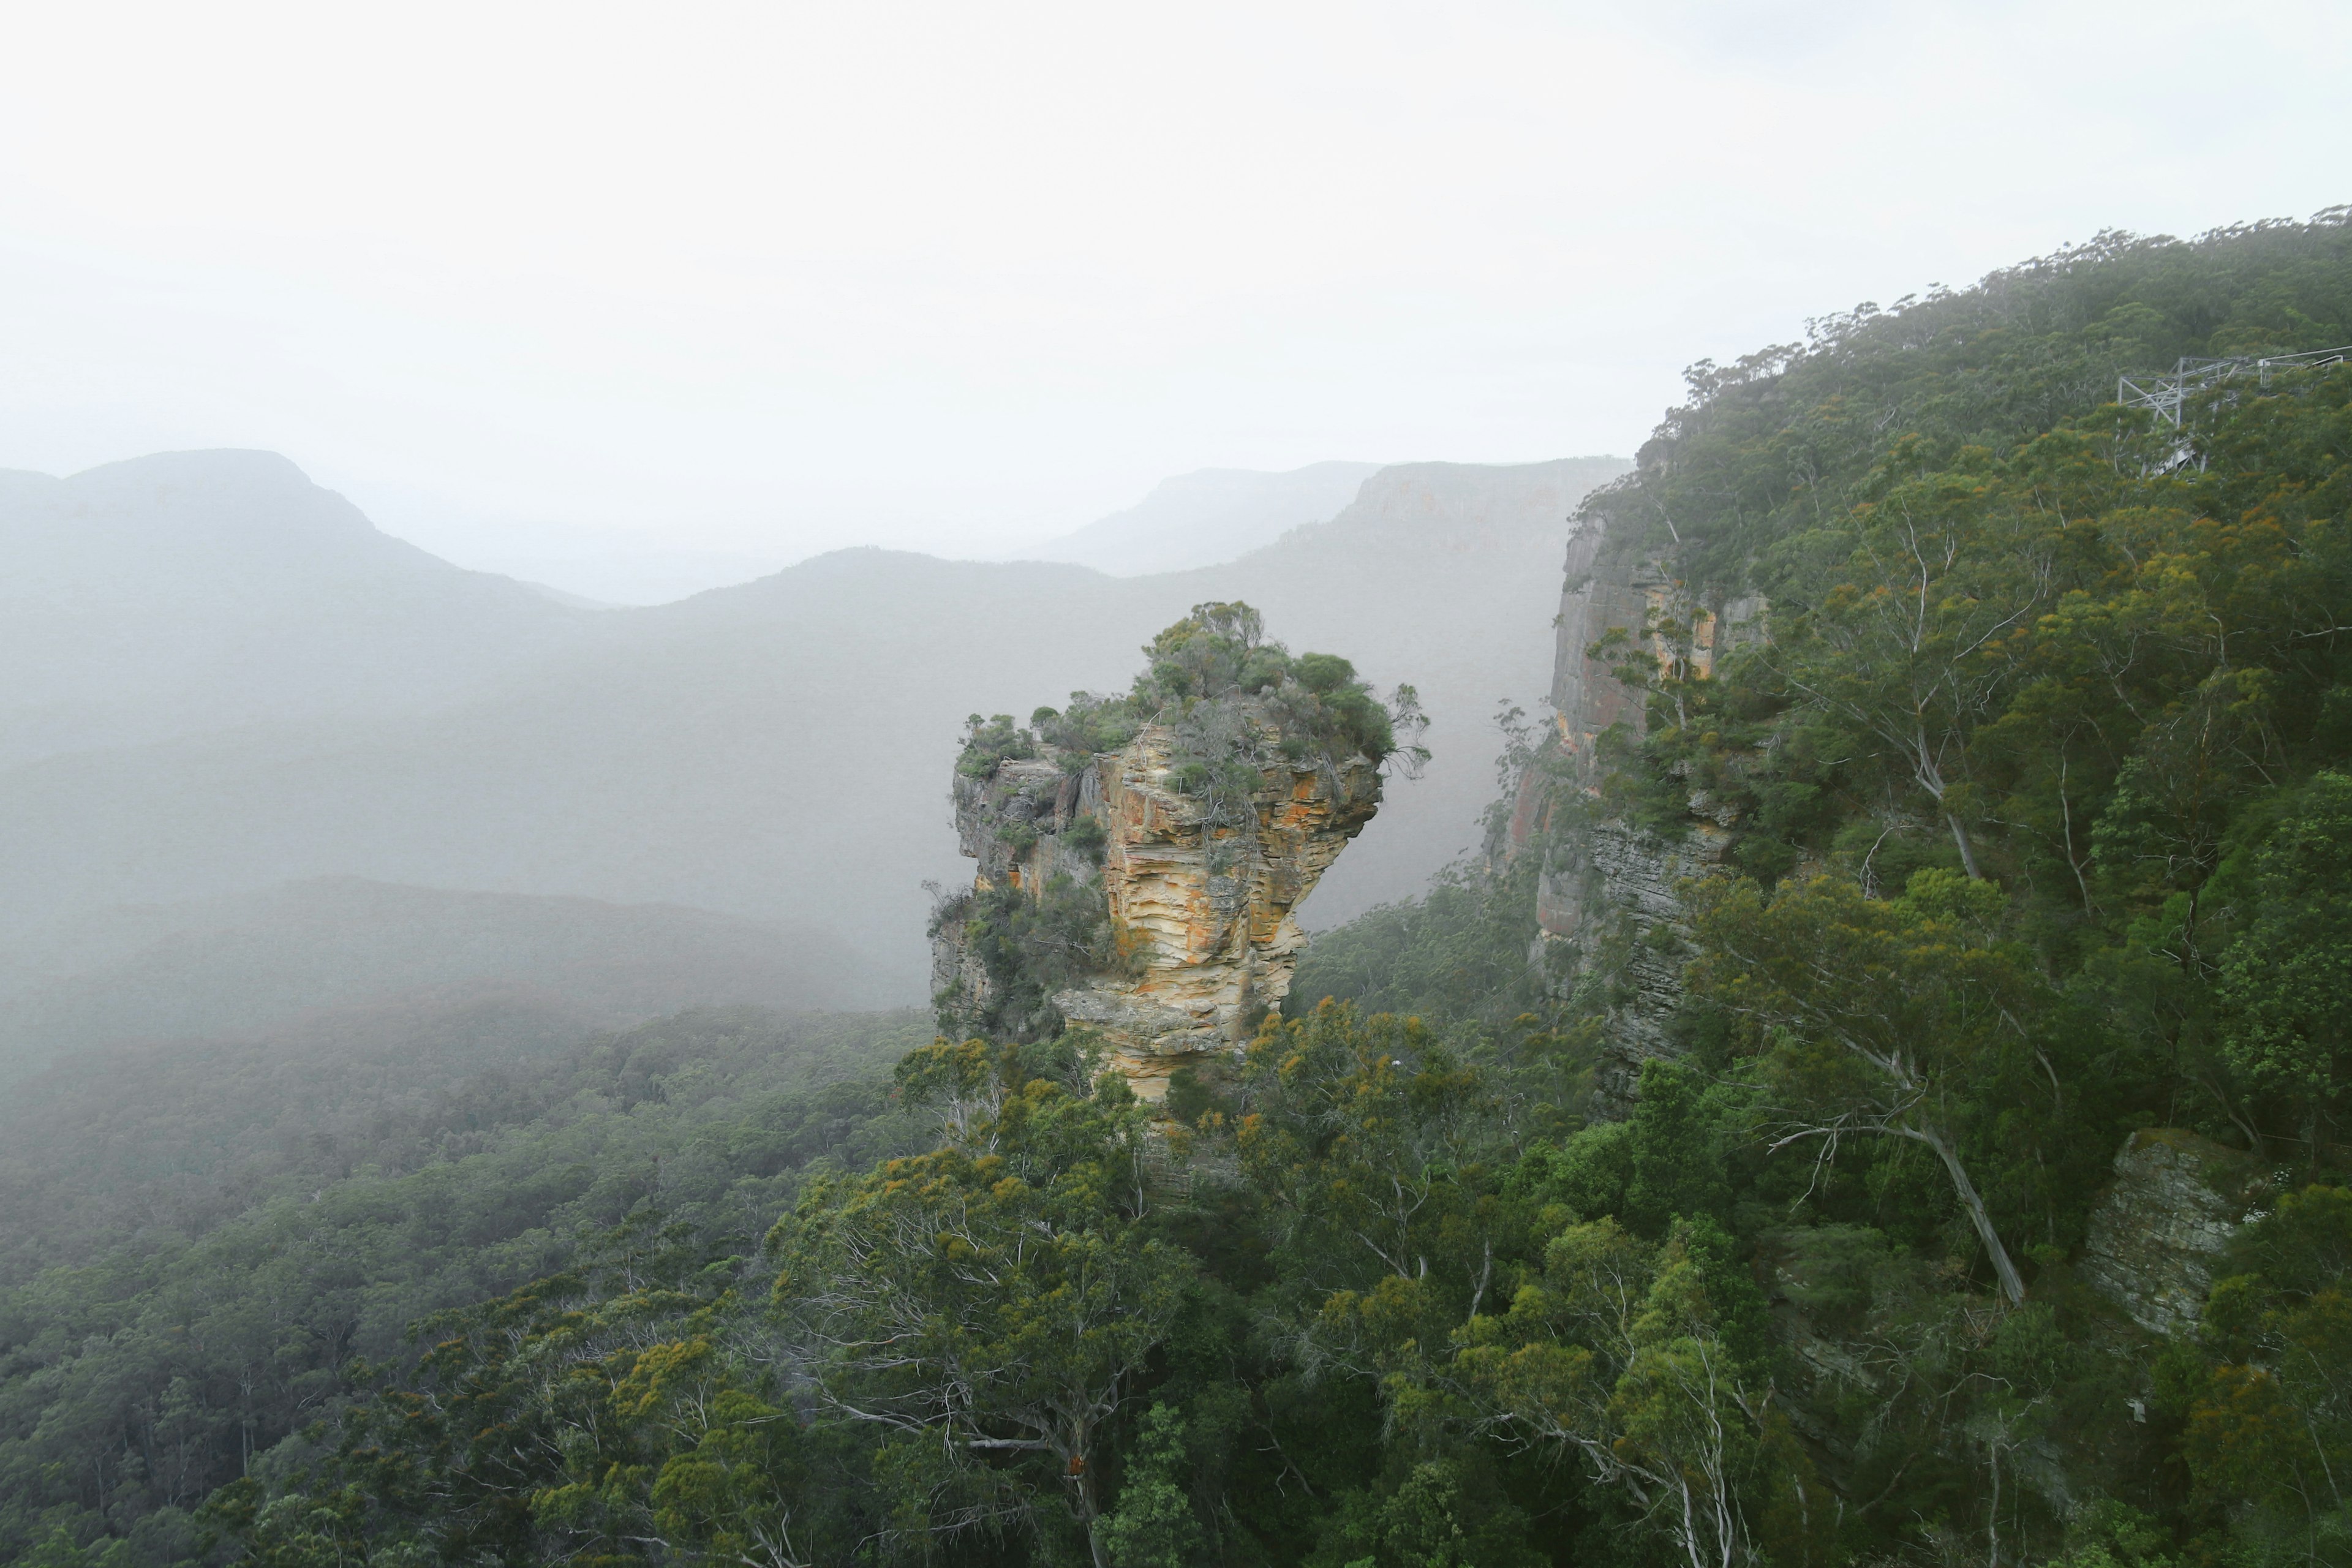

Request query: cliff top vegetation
[{"left": 957, "top": 601, "right": 1428, "bottom": 793}]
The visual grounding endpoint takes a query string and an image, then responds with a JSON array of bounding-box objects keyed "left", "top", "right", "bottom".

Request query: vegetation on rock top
[{"left": 958, "top": 600, "right": 1428, "bottom": 791}]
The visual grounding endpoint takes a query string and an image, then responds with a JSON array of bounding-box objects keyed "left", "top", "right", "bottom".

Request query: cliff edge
[{"left": 1501, "top": 514, "right": 1764, "bottom": 1106}]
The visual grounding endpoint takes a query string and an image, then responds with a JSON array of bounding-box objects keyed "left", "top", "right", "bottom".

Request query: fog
[
  {"left": 4, "top": 9, "right": 2352, "bottom": 1558},
  {"left": 0, "top": 0, "right": 2343, "bottom": 1072},
  {"left": 0, "top": 450, "right": 1624, "bottom": 1082},
  {"left": 2, "top": 2, "right": 2345, "bottom": 601}
]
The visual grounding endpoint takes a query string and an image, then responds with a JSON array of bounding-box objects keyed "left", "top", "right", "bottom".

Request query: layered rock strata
[
  {"left": 935, "top": 710, "right": 1379, "bottom": 1101},
  {"left": 2078, "top": 1129, "right": 2271, "bottom": 1336},
  {"left": 1502, "top": 518, "right": 1763, "bottom": 1105}
]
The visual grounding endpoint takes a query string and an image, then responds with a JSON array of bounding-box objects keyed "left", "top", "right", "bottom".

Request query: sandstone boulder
[{"left": 2078, "top": 1129, "right": 2274, "bottom": 1336}]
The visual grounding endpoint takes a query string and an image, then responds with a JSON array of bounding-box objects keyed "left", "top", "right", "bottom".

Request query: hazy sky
[{"left": 1, "top": 1, "right": 2345, "bottom": 600}]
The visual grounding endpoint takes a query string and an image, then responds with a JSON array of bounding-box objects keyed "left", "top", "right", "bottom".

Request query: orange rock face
[{"left": 935, "top": 707, "right": 1381, "bottom": 1101}]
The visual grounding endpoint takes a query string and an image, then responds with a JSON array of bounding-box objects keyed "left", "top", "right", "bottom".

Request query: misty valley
[{"left": 4, "top": 217, "right": 2351, "bottom": 1568}]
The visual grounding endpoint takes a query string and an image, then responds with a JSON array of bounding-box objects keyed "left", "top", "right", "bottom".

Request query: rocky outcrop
[
  {"left": 1504, "top": 519, "right": 1764, "bottom": 1106},
  {"left": 2079, "top": 1130, "right": 2272, "bottom": 1335},
  {"left": 1547, "top": 820, "right": 1736, "bottom": 1094},
  {"left": 937, "top": 709, "right": 1380, "bottom": 1101},
  {"left": 1545, "top": 528, "right": 1765, "bottom": 773}
]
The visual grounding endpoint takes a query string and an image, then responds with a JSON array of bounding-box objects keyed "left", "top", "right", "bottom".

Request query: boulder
[{"left": 2078, "top": 1129, "right": 2272, "bottom": 1336}]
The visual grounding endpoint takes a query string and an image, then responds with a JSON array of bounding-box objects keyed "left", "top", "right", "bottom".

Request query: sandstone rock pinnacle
[{"left": 930, "top": 608, "right": 1397, "bottom": 1101}]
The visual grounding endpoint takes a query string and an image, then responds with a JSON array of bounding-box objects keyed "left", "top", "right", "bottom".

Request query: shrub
[{"left": 956, "top": 712, "right": 1036, "bottom": 778}]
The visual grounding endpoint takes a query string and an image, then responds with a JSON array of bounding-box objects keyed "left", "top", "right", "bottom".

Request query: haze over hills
[
  {"left": 1019, "top": 461, "right": 1382, "bottom": 576},
  {"left": 0, "top": 450, "right": 1627, "bottom": 1037},
  {"left": 1154, "top": 457, "right": 1629, "bottom": 916},
  {"left": 0, "top": 877, "right": 891, "bottom": 1085},
  {"left": 0, "top": 451, "right": 598, "bottom": 768},
  {"left": 388, "top": 461, "right": 1382, "bottom": 606}
]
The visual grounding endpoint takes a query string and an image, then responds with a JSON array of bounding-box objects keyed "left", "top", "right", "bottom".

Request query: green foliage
[
  {"left": 1620, "top": 1058, "right": 1738, "bottom": 1236},
  {"left": 1690, "top": 870, "right": 2057, "bottom": 1302},
  {"left": 1261, "top": 213, "right": 2352, "bottom": 1568},
  {"left": 1429, "top": 1215, "right": 1793, "bottom": 1568},
  {"left": 1284, "top": 853, "right": 1551, "bottom": 1028},
  {"left": 0, "top": 995, "right": 590, "bottom": 1287},
  {"left": 2176, "top": 1185, "right": 2352, "bottom": 1565},
  {"left": 0, "top": 1008, "right": 925, "bottom": 1567},
  {"left": 2215, "top": 773, "right": 2352, "bottom": 1155},
  {"left": 770, "top": 1038, "right": 1188, "bottom": 1561},
  {"left": 1591, "top": 218, "right": 2352, "bottom": 601},
  {"left": 960, "top": 712, "right": 1039, "bottom": 778},
  {"left": 1030, "top": 693, "right": 1137, "bottom": 759},
  {"left": 1063, "top": 810, "right": 1108, "bottom": 863},
  {"left": 944, "top": 875, "right": 1133, "bottom": 1042},
  {"left": 960, "top": 602, "right": 1427, "bottom": 786},
  {"left": 1304, "top": 1458, "right": 1546, "bottom": 1568},
  {"left": 197, "top": 1218, "right": 845, "bottom": 1567},
  {"left": 20, "top": 216, "right": 2352, "bottom": 1568},
  {"left": 1093, "top": 1404, "right": 1204, "bottom": 1568},
  {"left": 2048, "top": 1500, "right": 2179, "bottom": 1568},
  {"left": 1603, "top": 221, "right": 2352, "bottom": 1174}
]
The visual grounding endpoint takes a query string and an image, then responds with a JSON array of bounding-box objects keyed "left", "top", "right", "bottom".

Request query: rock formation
[
  {"left": 934, "top": 704, "right": 1381, "bottom": 1101},
  {"left": 2078, "top": 1129, "right": 2273, "bottom": 1335},
  {"left": 1501, "top": 516, "right": 1763, "bottom": 1104}
]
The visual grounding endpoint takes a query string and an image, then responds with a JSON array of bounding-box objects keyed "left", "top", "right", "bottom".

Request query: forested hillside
[
  {"left": 0, "top": 1008, "right": 929, "bottom": 1565},
  {"left": 6, "top": 216, "right": 2350, "bottom": 1568}
]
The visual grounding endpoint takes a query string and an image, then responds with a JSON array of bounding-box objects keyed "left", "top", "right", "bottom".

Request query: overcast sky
[{"left": 1, "top": 1, "right": 2345, "bottom": 601}]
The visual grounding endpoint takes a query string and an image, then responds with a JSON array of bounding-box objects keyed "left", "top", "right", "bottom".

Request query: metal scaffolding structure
[{"left": 2119, "top": 344, "right": 2352, "bottom": 426}]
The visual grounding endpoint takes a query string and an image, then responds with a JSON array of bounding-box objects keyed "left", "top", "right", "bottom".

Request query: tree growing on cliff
[
  {"left": 1765, "top": 447, "right": 2055, "bottom": 880},
  {"left": 959, "top": 712, "right": 1039, "bottom": 778},
  {"left": 1420, "top": 1216, "right": 1791, "bottom": 1568},
  {"left": 2177, "top": 1183, "right": 2352, "bottom": 1559},
  {"left": 1027, "top": 602, "right": 1427, "bottom": 781},
  {"left": 1235, "top": 1001, "right": 1523, "bottom": 1316},
  {"left": 1688, "top": 870, "right": 2046, "bottom": 1305}
]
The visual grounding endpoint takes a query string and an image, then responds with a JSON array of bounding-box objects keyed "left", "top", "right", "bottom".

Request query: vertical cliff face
[
  {"left": 1507, "top": 519, "right": 1763, "bottom": 1104},
  {"left": 935, "top": 704, "right": 1380, "bottom": 1101}
]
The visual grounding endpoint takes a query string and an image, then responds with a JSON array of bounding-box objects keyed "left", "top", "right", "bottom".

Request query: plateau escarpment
[
  {"left": 1489, "top": 235, "right": 2352, "bottom": 1365},
  {"left": 932, "top": 603, "right": 1403, "bottom": 1099},
  {"left": 1503, "top": 518, "right": 1764, "bottom": 1103}
]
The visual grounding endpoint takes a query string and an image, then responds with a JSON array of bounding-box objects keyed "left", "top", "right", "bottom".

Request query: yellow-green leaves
[{"left": 769, "top": 1038, "right": 1187, "bottom": 1555}]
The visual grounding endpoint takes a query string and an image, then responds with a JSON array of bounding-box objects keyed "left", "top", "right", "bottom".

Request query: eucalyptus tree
[
  {"left": 767, "top": 1039, "right": 1189, "bottom": 1567},
  {"left": 1688, "top": 870, "right": 2047, "bottom": 1305}
]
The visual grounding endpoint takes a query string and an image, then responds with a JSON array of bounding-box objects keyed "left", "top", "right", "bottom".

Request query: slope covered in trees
[
  {"left": 0, "top": 1008, "right": 927, "bottom": 1566},
  {"left": 7, "top": 217, "right": 2351, "bottom": 1568}
]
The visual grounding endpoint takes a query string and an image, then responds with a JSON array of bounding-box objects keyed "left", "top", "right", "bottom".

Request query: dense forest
[{"left": 6, "top": 213, "right": 2351, "bottom": 1568}]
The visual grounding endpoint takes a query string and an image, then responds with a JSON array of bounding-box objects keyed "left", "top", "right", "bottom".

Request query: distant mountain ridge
[
  {"left": 0, "top": 450, "right": 595, "bottom": 767},
  {"left": 0, "top": 876, "right": 891, "bottom": 1084},
  {"left": 0, "top": 450, "right": 1628, "bottom": 1021},
  {"left": 1020, "top": 461, "right": 1381, "bottom": 575}
]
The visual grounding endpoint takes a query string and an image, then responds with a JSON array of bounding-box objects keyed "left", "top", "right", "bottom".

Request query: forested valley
[{"left": 6, "top": 214, "right": 2352, "bottom": 1568}]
